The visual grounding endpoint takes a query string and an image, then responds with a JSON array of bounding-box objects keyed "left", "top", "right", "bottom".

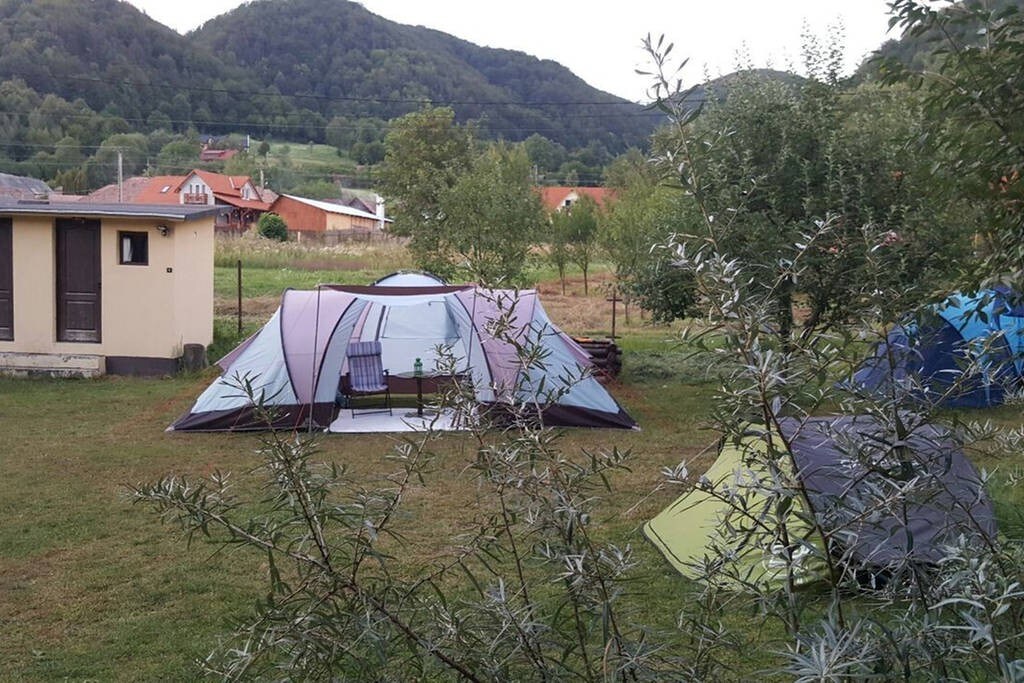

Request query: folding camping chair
[{"left": 343, "top": 341, "right": 393, "bottom": 417}]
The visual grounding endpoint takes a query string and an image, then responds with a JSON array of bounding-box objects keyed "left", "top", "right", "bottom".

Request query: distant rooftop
[
  {"left": 278, "top": 194, "right": 390, "bottom": 222},
  {"left": 73, "top": 176, "right": 152, "bottom": 204},
  {"left": 0, "top": 172, "right": 51, "bottom": 199},
  {"left": 537, "top": 186, "right": 614, "bottom": 211}
]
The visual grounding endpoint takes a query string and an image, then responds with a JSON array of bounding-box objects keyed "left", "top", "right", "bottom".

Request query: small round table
[{"left": 394, "top": 371, "right": 441, "bottom": 418}]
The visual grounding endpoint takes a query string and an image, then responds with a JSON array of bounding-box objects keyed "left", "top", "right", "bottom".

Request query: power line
[
  {"left": 0, "top": 104, "right": 664, "bottom": 133},
  {"left": 57, "top": 74, "right": 648, "bottom": 108}
]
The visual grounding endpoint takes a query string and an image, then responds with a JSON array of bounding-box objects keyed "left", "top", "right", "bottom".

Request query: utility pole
[{"left": 117, "top": 150, "right": 124, "bottom": 203}]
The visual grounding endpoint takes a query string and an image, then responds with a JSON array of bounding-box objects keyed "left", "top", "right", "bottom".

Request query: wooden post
[
  {"left": 606, "top": 287, "right": 622, "bottom": 339},
  {"left": 236, "top": 259, "right": 243, "bottom": 335}
]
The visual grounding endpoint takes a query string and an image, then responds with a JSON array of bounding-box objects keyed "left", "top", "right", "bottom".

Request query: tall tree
[
  {"left": 599, "top": 157, "right": 687, "bottom": 320},
  {"left": 441, "top": 143, "right": 545, "bottom": 286},
  {"left": 881, "top": 0, "right": 1024, "bottom": 288},
  {"left": 646, "top": 38, "right": 968, "bottom": 333},
  {"left": 377, "top": 107, "right": 475, "bottom": 278},
  {"left": 562, "top": 195, "right": 601, "bottom": 295}
]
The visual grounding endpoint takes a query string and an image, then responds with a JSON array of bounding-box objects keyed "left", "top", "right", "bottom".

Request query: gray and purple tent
[{"left": 170, "top": 279, "right": 637, "bottom": 432}]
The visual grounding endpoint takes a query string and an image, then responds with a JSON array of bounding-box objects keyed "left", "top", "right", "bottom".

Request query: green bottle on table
[{"left": 414, "top": 357, "right": 423, "bottom": 376}]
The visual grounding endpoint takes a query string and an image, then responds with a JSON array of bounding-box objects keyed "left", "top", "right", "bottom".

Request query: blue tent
[{"left": 851, "top": 289, "right": 1024, "bottom": 407}]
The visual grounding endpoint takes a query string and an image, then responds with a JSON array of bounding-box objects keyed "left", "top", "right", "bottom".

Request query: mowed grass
[
  {"left": 0, "top": 240, "right": 722, "bottom": 678},
  {"left": 5, "top": 236, "right": 1023, "bottom": 679},
  {"left": 0, "top": 352, "right": 714, "bottom": 679}
]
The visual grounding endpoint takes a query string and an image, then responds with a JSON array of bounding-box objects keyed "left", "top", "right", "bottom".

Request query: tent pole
[
  {"left": 467, "top": 287, "right": 479, "bottom": 384},
  {"left": 309, "top": 283, "right": 323, "bottom": 435}
]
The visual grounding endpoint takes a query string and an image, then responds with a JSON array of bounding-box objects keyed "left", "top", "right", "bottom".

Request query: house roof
[
  {"left": 346, "top": 196, "right": 375, "bottom": 214},
  {"left": 199, "top": 149, "right": 239, "bottom": 162},
  {"left": 213, "top": 193, "right": 270, "bottom": 211},
  {"left": 537, "top": 186, "right": 614, "bottom": 211},
  {"left": 0, "top": 172, "right": 51, "bottom": 198},
  {"left": 0, "top": 200, "right": 225, "bottom": 222},
  {"left": 79, "top": 176, "right": 153, "bottom": 203},
  {"left": 275, "top": 194, "right": 390, "bottom": 222},
  {"left": 114, "top": 171, "right": 270, "bottom": 211},
  {"left": 132, "top": 176, "right": 188, "bottom": 204},
  {"left": 187, "top": 170, "right": 256, "bottom": 198}
]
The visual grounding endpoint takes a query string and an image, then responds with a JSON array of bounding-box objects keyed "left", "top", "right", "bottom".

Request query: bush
[{"left": 257, "top": 212, "right": 288, "bottom": 241}]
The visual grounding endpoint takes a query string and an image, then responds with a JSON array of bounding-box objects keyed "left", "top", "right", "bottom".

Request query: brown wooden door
[
  {"left": 56, "top": 219, "right": 101, "bottom": 343},
  {"left": 0, "top": 218, "right": 11, "bottom": 341}
]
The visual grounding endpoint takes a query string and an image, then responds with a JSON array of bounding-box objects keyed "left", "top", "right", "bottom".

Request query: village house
[
  {"left": 269, "top": 194, "right": 390, "bottom": 243},
  {"left": 0, "top": 201, "right": 220, "bottom": 377},
  {"left": 83, "top": 169, "right": 271, "bottom": 232}
]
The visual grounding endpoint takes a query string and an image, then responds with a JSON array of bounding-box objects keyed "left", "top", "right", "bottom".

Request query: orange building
[{"left": 269, "top": 194, "right": 389, "bottom": 239}]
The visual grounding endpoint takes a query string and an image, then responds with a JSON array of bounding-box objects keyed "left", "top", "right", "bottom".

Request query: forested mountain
[
  {"left": 0, "top": 0, "right": 278, "bottom": 129},
  {"left": 0, "top": 0, "right": 656, "bottom": 153},
  {"left": 859, "top": 0, "right": 1023, "bottom": 75},
  {"left": 190, "top": 0, "right": 656, "bottom": 150},
  {"left": 676, "top": 69, "right": 807, "bottom": 112}
]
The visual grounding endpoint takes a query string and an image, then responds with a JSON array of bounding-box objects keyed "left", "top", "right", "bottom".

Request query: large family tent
[
  {"left": 851, "top": 289, "right": 1024, "bottom": 407},
  {"left": 171, "top": 281, "right": 637, "bottom": 431},
  {"left": 644, "top": 416, "right": 996, "bottom": 585}
]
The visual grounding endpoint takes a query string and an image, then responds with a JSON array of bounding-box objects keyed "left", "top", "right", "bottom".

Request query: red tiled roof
[
  {"left": 213, "top": 192, "right": 271, "bottom": 211},
  {"left": 189, "top": 170, "right": 264, "bottom": 201},
  {"left": 132, "top": 176, "right": 187, "bottom": 204},
  {"left": 537, "top": 186, "right": 615, "bottom": 212},
  {"left": 199, "top": 149, "right": 238, "bottom": 162},
  {"left": 80, "top": 176, "right": 154, "bottom": 203},
  {"left": 111, "top": 171, "right": 268, "bottom": 210}
]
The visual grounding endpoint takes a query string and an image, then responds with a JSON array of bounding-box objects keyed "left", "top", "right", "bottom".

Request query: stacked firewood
[{"left": 572, "top": 337, "right": 622, "bottom": 381}]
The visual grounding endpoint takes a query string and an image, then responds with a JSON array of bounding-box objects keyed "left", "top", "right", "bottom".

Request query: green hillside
[
  {"left": 0, "top": 0, "right": 657, "bottom": 154},
  {"left": 190, "top": 0, "right": 655, "bottom": 151}
]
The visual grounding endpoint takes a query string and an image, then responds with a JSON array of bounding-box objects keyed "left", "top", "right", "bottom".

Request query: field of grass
[
  {"left": 0, "top": 334, "right": 718, "bottom": 679},
  {"left": 0, "top": 240, "right": 713, "bottom": 679},
  {"left": 266, "top": 141, "right": 358, "bottom": 176},
  {"left": 3, "top": 239, "right": 1023, "bottom": 679}
]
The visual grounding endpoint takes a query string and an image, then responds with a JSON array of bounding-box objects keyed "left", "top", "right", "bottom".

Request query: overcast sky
[{"left": 127, "top": 0, "right": 897, "bottom": 101}]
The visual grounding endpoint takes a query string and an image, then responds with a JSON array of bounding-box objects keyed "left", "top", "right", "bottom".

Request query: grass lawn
[
  {"left": 3, "top": 252, "right": 1022, "bottom": 679},
  {"left": 0, "top": 255, "right": 723, "bottom": 679}
]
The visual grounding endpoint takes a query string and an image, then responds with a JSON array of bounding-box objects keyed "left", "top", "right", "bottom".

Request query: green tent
[
  {"left": 643, "top": 429, "right": 825, "bottom": 587},
  {"left": 644, "top": 417, "right": 997, "bottom": 586}
]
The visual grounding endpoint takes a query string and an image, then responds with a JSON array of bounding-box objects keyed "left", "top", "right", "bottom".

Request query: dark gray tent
[{"left": 645, "top": 416, "right": 997, "bottom": 583}]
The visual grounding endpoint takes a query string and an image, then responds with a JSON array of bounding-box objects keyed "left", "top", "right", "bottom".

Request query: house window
[{"left": 118, "top": 231, "right": 148, "bottom": 265}]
